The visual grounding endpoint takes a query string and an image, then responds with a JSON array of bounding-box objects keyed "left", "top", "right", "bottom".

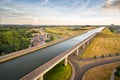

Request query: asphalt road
[{"left": 69, "top": 56, "right": 120, "bottom": 80}]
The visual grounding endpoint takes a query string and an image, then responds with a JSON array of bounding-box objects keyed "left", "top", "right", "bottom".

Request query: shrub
[
  {"left": 101, "top": 54, "right": 104, "bottom": 58},
  {"left": 50, "top": 35, "right": 57, "bottom": 41},
  {"left": 114, "top": 66, "right": 120, "bottom": 78},
  {"left": 79, "top": 58, "right": 83, "bottom": 60},
  {"left": 116, "top": 53, "right": 119, "bottom": 56},
  {"left": 109, "top": 54, "right": 111, "bottom": 57},
  {"left": 116, "top": 66, "right": 120, "bottom": 71},
  {"left": 0, "top": 52, "right": 5, "bottom": 56},
  {"left": 46, "top": 39, "right": 51, "bottom": 42},
  {"left": 94, "top": 55, "right": 97, "bottom": 59},
  {"left": 114, "top": 71, "right": 120, "bottom": 77}
]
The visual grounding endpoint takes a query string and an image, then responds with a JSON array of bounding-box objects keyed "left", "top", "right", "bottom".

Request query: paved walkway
[{"left": 110, "top": 69, "right": 116, "bottom": 80}]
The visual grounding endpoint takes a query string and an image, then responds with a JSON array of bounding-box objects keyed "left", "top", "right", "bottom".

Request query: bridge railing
[{"left": 20, "top": 33, "right": 97, "bottom": 80}]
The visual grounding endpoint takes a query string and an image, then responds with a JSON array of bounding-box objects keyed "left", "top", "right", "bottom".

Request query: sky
[{"left": 0, "top": 0, "right": 120, "bottom": 25}]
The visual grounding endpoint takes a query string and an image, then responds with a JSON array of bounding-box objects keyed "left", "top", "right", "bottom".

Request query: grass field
[
  {"left": 84, "top": 62, "right": 120, "bottom": 80},
  {"left": 44, "top": 61, "right": 72, "bottom": 80},
  {"left": 45, "top": 27, "right": 95, "bottom": 37},
  {"left": 80, "top": 28, "right": 120, "bottom": 58}
]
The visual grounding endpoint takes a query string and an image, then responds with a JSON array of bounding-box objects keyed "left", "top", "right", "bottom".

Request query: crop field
[{"left": 45, "top": 27, "right": 95, "bottom": 37}]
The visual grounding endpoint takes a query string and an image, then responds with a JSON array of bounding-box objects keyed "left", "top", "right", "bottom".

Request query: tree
[
  {"left": 116, "top": 53, "right": 119, "bottom": 56},
  {"left": 94, "top": 55, "right": 97, "bottom": 59},
  {"left": 0, "top": 28, "right": 31, "bottom": 55},
  {"left": 109, "top": 54, "right": 111, "bottom": 57},
  {"left": 116, "top": 66, "right": 120, "bottom": 71},
  {"left": 114, "top": 66, "right": 120, "bottom": 80},
  {"left": 101, "top": 54, "right": 104, "bottom": 58},
  {"left": 114, "top": 71, "right": 120, "bottom": 77},
  {"left": 50, "top": 35, "right": 57, "bottom": 41},
  {"left": 19, "top": 38, "right": 30, "bottom": 50}
]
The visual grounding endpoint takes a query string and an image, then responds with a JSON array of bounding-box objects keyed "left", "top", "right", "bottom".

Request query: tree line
[{"left": 0, "top": 28, "right": 32, "bottom": 56}]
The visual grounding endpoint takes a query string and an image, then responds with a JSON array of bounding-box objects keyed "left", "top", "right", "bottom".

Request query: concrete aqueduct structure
[
  {"left": 20, "top": 32, "right": 98, "bottom": 80},
  {"left": 0, "top": 27, "right": 105, "bottom": 80}
]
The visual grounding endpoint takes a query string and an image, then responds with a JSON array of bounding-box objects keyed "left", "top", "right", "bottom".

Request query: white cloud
[
  {"left": 0, "top": 0, "right": 120, "bottom": 25},
  {"left": 105, "top": 0, "right": 114, "bottom": 6},
  {"left": 102, "top": 0, "right": 120, "bottom": 14}
]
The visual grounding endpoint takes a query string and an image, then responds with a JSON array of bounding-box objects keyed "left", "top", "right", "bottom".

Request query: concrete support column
[
  {"left": 37, "top": 74, "right": 44, "bottom": 80},
  {"left": 82, "top": 44, "right": 85, "bottom": 49},
  {"left": 89, "top": 39, "right": 91, "bottom": 43},
  {"left": 76, "top": 48, "right": 79, "bottom": 56},
  {"left": 87, "top": 40, "right": 89, "bottom": 45},
  {"left": 64, "top": 57, "right": 68, "bottom": 66},
  {"left": 92, "top": 37, "right": 94, "bottom": 40},
  {"left": 90, "top": 38, "right": 92, "bottom": 42}
]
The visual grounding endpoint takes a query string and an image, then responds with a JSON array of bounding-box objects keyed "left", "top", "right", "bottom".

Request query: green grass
[
  {"left": 80, "top": 28, "right": 120, "bottom": 58},
  {"left": 44, "top": 61, "right": 72, "bottom": 80}
]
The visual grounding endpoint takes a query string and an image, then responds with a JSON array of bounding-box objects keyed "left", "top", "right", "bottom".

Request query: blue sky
[{"left": 0, "top": 0, "right": 120, "bottom": 25}]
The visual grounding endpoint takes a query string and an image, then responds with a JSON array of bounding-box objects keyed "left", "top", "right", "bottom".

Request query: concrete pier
[
  {"left": 76, "top": 48, "right": 79, "bottom": 56},
  {"left": 87, "top": 40, "right": 89, "bottom": 45},
  {"left": 64, "top": 57, "right": 68, "bottom": 66},
  {"left": 82, "top": 44, "right": 86, "bottom": 49},
  {"left": 37, "top": 74, "right": 43, "bottom": 80}
]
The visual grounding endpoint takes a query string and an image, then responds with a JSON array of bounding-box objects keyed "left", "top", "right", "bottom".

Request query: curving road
[{"left": 69, "top": 55, "right": 120, "bottom": 80}]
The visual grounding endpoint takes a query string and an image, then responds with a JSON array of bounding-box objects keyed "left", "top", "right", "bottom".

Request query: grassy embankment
[
  {"left": 84, "top": 62, "right": 120, "bottom": 80},
  {"left": 44, "top": 61, "right": 72, "bottom": 80},
  {"left": 80, "top": 28, "right": 120, "bottom": 58}
]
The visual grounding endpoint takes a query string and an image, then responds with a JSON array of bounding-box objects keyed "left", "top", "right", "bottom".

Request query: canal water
[{"left": 0, "top": 27, "right": 104, "bottom": 80}]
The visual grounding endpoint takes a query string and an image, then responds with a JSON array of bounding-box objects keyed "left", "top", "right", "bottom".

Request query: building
[{"left": 31, "top": 34, "right": 47, "bottom": 47}]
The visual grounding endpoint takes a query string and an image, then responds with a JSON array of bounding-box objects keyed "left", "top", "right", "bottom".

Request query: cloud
[
  {"left": 0, "top": 0, "right": 102, "bottom": 19},
  {"left": 0, "top": 0, "right": 120, "bottom": 25},
  {"left": 102, "top": 0, "right": 120, "bottom": 14},
  {"left": 105, "top": 0, "right": 113, "bottom": 6},
  {"left": 113, "top": 0, "right": 120, "bottom": 9}
]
